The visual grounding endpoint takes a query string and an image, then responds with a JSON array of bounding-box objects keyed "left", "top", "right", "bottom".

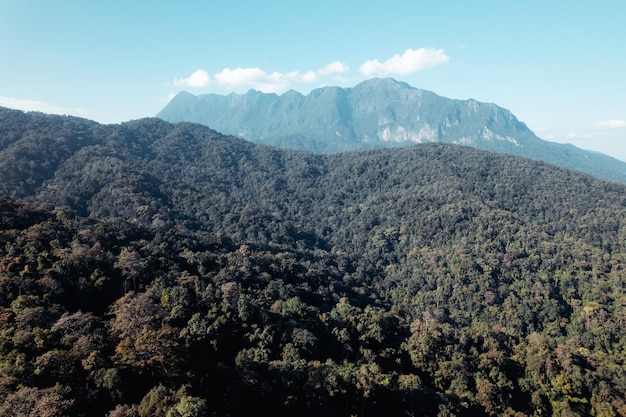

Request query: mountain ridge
[{"left": 158, "top": 77, "right": 626, "bottom": 184}]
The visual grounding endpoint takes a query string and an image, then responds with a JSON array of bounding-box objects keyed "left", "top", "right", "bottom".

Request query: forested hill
[
  {"left": 1, "top": 106, "right": 626, "bottom": 416},
  {"left": 157, "top": 78, "right": 626, "bottom": 184}
]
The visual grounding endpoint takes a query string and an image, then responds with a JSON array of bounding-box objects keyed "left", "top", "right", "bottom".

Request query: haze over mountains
[{"left": 158, "top": 77, "right": 626, "bottom": 184}]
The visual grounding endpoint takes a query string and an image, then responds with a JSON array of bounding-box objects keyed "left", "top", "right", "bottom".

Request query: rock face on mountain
[{"left": 158, "top": 77, "right": 626, "bottom": 183}]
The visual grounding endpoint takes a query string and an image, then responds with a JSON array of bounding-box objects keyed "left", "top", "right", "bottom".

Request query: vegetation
[
  {"left": 157, "top": 78, "right": 626, "bottom": 183},
  {"left": 0, "top": 107, "right": 626, "bottom": 416}
]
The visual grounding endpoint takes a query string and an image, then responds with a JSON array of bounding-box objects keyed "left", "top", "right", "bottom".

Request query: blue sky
[{"left": 1, "top": 1, "right": 625, "bottom": 161}]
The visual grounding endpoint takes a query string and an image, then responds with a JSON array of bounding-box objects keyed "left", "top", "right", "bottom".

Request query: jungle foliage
[{"left": 0, "top": 107, "right": 626, "bottom": 416}]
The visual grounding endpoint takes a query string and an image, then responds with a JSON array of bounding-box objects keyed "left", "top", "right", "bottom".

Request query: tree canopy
[{"left": 0, "top": 108, "right": 626, "bottom": 416}]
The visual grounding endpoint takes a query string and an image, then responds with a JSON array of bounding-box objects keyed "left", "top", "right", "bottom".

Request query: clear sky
[{"left": 1, "top": 1, "right": 625, "bottom": 161}]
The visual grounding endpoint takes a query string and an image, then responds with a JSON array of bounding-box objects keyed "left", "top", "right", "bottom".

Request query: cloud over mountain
[
  {"left": 359, "top": 48, "right": 450, "bottom": 76},
  {"left": 317, "top": 61, "right": 350, "bottom": 76},
  {"left": 168, "top": 47, "right": 448, "bottom": 93},
  {"left": 0, "top": 96, "right": 88, "bottom": 116},
  {"left": 171, "top": 60, "right": 350, "bottom": 94},
  {"left": 214, "top": 67, "right": 289, "bottom": 93},
  {"left": 173, "top": 69, "right": 211, "bottom": 87}
]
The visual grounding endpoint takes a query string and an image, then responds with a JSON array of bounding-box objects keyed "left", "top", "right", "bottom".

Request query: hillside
[
  {"left": 1, "top": 107, "right": 626, "bottom": 416},
  {"left": 157, "top": 78, "right": 626, "bottom": 184}
]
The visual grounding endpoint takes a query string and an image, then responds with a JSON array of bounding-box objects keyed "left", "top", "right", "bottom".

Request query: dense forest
[{"left": 1, "top": 107, "right": 626, "bottom": 416}]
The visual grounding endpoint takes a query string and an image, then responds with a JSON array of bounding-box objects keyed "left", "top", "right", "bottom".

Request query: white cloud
[
  {"left": 297, "top": 71, "right": 317, "bottom": 83},
  {"left": 359, "top": 47, "right": 450, "bottom": 76},
  {"left": 591, "top": 119, "right": 626, "bottom": 129},
  {"left": 285, "top": 70, "right": 319, "bottom": 83},
  {"left": 0, "top": 96, "right": 87, "bottom": 116},
  {"left": 170, "top": 59, "right": 351, "bottom": 94},
  {"left": 169, "top": 49, "right": 448, "bottom": 94},
  {"left": 565, "top": 133, "right": 592, "bottom": 139},
  {"left": 214, "top": 67, "right": 290, "bottom": 93},
  {"left": 173, "top": 69, "right": 211, "bottom": 87},
  {"left": 317, "top": 61, "right": 349, "bottom": 76},
  {"left": 212, "top": 61, "right": 350, "bottom": 93}
]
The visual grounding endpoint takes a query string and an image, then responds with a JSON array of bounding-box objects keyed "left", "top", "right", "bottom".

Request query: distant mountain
[{"left": 158, "top": 77, "right": 626, "bottom": 184}]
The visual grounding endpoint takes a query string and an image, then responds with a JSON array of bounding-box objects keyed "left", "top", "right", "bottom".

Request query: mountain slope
[
  {"left": 158, "top": 78, "right": 626, "bottom": 184},
  {"left": 1, "top": 107, "right": 626, "bottom": 415}
]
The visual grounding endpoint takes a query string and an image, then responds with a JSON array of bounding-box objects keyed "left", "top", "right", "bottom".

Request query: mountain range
[{"left": 158, "top": 77, "right": 626, "bottom": 184}]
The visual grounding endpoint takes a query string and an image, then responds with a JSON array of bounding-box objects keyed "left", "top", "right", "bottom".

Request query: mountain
[
  {"left": 158, "top": 77, "right": 626, "bottom": 184},
  {"left": 1, "top": 107, "right": 626, "bottom": 416}
]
